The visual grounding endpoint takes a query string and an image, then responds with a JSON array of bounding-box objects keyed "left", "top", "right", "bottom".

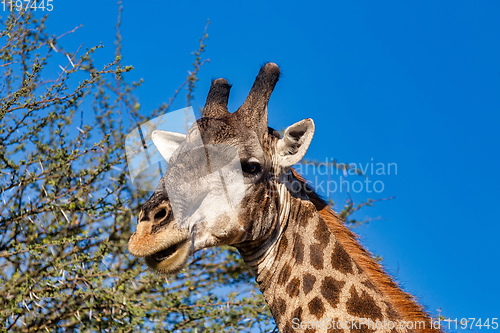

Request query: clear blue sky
[{"left": 46, "top": 0, "right": 499, "bottom": 329}]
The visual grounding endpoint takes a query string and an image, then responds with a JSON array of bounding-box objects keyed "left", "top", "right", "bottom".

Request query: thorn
[
  {"left": 49, "top": 40, "right": 58, "bottom": 53},
  {"left": 66, "top": 53, "right": 75, "bottom": 68}
]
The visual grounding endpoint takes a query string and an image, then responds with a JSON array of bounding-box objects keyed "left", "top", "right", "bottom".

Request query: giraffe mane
[{"left": 292, "top": 169, "right": 435, "bottom": 330}]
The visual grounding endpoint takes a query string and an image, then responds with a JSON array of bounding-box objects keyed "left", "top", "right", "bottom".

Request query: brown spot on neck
[
  {"left": 313, "top": 217, "right": 331, "bottom": 246},
  {"left": 331, "top": 241, "right": 354, "bottom": 275},
  {"left": 310, "top": 244, "right": 324, "bottom": 270},
  {"left": 292, "top": 307, "right": 303, "bottom": 323},
  {"left": 277, "top": 263, "right": 292, "bottom": 286},
  {"left": 320, "top": 277, "right": 345, "bottom": 309},
  {"left": 275, "top": 233, "right": 288, "bottom": 262},
  {"left": 269, "top": 296, "right": 287, "bottom": 326},
  {"left": 346, "top": 285, "right": 383, "bottom": 321},
  {"left": 308, "top": 297, "right": 325, "bottom": 319},
  {"left": 291, "top": 233, "right": 304, "bottom": 264},
  {"left": 302, "top": 273, "right": 316, "bottom": 296},
  {"left": 286, "top": 277, "right": 300, "bottom": 298}
]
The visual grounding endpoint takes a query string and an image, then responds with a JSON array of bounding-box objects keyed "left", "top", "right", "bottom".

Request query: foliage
[{"left": 0, "top": 6, "right": 272, "bottom": 333}]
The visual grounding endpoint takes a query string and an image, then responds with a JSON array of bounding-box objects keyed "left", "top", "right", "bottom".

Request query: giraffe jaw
[{"left": 144, "top": 239, "right": 191, "bottom": 275}]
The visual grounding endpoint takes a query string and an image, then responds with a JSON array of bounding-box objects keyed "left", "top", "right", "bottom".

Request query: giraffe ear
[
  {"left": 151, "top": 130, "right": 186, "bottom": 162},
  {"left": 276, "top": 118, "right": 315, "bottom": 167}
]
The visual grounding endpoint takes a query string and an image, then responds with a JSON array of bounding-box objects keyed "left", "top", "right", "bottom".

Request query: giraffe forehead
[
  {"left": 193, "top": 116, "right": 260, "bottom": 143},
  {"left": 193, "top": 117, "right": 237, "bottom": 142},
  {"left": 183, "top": 118, "right": 269, "bottom": 162}
]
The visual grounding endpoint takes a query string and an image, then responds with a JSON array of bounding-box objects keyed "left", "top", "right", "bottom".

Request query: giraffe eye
[{"left": 241, "top": 162, "right": 261, "bottom": 176}]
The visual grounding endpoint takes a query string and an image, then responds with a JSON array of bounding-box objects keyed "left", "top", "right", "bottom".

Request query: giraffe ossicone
[{"left": 128, "top": 63, "right": 440, "bottom": 333}]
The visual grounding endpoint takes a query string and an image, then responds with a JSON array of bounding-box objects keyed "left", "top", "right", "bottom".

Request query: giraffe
[{"left": 128, "top": 63, "right": 440, "bottom": 333}]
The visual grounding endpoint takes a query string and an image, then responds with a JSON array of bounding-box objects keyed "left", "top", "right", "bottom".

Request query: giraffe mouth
[
  {"left": 144, "top": 239, "right": 191, "bottom": 274},
  {"left": 150, "top": 240, "right": 188, "bottom": 263}
]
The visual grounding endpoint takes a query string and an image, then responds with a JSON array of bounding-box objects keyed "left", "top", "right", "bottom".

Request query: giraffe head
[{"left": 128, "top": 63, "right": 315, "bottom": 274}]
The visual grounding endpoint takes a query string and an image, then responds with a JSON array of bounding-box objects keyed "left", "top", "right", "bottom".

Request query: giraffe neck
[{"left": 238, "top": 176, "right": 408, "bottom": 333}]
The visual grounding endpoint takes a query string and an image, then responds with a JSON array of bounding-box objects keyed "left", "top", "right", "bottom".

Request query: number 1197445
[{"left": 2, "top": 0, "right": 53, "bottom": 11}]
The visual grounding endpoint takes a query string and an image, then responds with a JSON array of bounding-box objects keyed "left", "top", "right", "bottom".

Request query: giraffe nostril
[{"left": 154, "top": 208, "right": 167, "bottom": 221}]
